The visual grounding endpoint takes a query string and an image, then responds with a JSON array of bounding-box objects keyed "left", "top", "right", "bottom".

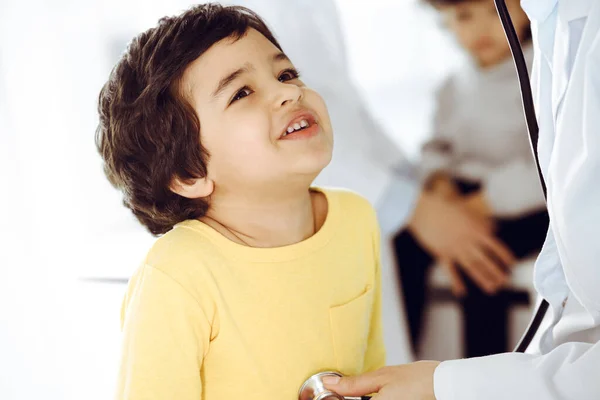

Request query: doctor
[{"left": 324, "top": 0, "right": 600, "bottom": 399}]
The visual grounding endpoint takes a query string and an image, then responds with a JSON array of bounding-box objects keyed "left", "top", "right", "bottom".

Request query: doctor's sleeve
[
  {"left": 115, "top": 265, "right": 213, "bottom": 400},
  {"left": 362, "top": 215, "right": 386, "bottom": 372},
  {"left": 433, "top": 340, "right": 600, "bottom": 399}
]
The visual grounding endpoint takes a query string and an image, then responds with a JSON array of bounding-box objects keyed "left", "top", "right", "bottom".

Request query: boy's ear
[{"left": 170, "top": 176, "right": 214, "bottom": 199}]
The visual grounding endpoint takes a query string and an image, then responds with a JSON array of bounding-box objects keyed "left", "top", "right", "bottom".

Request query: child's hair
[
  {"left": 96, "top": 4, "right": 282, "bottom": 235},
  {"left": 422, "top": 0, "right": 532, "bottom": 42}
]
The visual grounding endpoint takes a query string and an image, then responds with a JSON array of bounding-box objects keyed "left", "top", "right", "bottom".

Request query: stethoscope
[
  {"left": 298, "top": 371, "right": 371, "bottom": 400},
  {"left": 299, "top": 1, "right": 549, "bottom": 398}
]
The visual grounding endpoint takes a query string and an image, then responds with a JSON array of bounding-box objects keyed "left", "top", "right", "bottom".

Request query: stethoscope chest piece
[{"left": 298, "top": 371, "right": 345, "bottom": 400}]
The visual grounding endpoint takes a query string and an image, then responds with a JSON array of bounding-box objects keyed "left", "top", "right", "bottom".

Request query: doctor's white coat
[{"left": 434, "top": 1, "right": 600, "bottom": 399}]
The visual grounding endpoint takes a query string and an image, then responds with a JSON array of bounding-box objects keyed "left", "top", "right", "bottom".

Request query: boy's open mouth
[{"left": 280, "top": 111, "right": 318, "bottom": 139}]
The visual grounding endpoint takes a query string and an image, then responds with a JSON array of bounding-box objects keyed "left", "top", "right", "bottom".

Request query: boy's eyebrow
[
  {"left": 212, "top": 63, "right": 253, "bottom": 99},
  {"left": 211, "top": 53, "right": 291, "bottom": 99},
  {"left": 273, "top": 52, "right": 290, "bottom": 63}
]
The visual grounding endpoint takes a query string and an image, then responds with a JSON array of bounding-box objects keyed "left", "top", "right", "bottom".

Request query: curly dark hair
[{"left": 96, "top": 4, "right": 282, "bottom": 235}]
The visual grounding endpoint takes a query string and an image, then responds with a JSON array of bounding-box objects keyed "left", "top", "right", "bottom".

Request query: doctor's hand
[
  {"left": 323, "top": 362, "right": 440, "bottom": 400},
  {"left": 408, "top": 192, "right": 515, "bottom": 296}
]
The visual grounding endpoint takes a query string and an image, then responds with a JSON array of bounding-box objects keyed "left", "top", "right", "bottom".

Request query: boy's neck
[{"left": 201, "top": 187, "right": 327, "bottom": 248}]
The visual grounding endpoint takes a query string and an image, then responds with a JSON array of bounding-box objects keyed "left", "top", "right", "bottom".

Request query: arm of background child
[
  {"left": 419, "top": 77, "right": 458, "bottom": 182},
  {"left": 362, "top": 219, "right": 386, "bottom": 372},
  {"left": 481, "top": 158, "right": 546, "bottom": 217},
  {"left": 115, "top": 264, "right": 214, "bottom": 400}
]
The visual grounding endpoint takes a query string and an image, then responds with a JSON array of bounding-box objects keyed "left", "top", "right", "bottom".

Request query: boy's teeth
[{"left": 283, "top": 119, "right": 312, "bottom": 137}]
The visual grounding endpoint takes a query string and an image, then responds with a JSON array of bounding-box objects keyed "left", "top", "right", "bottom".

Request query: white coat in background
[{"left": 434, "top": 1, "right": 600, "bottom": 398}]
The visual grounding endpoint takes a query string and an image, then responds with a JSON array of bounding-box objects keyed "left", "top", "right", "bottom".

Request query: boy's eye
[
  {"left": 230, "top": 86, "right": 252, "bottom": 104},
  {"left": 278, "top": 68, "right": 300, "bottom": 82}
]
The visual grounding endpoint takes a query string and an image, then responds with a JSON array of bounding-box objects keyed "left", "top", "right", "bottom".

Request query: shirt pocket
[{"left": 328, "top": 285, "right": 374, "bottom": 375}]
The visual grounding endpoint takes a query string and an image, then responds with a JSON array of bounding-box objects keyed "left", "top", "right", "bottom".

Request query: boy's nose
[{"left": 273, "top": 82, "right": 303, "bottom": 108}]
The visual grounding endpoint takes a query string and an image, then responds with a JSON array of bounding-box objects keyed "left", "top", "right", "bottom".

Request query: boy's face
[
  {"left": 440, "top": 0, "right": 529, "bottom": 68},
  {"left": 180, "top": 28, "right": 333, "bottom": 197}
]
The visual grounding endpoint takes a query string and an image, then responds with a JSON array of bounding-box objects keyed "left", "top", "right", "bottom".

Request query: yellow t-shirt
[{"left": 116, "top": 188, "right": 385, "bottom": 400}]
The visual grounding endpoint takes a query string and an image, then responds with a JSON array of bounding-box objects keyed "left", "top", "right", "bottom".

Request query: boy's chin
[
  {"left": 475, "top": 48, "right": 510, "bottom": 68},
  {"left": 295, "top": 152, "right": 332, "bottom": 178},
  {"left": 280, "top": 160, "right": 331, "bottom": 189}
]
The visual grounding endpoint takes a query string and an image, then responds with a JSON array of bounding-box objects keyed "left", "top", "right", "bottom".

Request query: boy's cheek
[{"left": 305, "top": 91, "right": 332, "bottom": 133}]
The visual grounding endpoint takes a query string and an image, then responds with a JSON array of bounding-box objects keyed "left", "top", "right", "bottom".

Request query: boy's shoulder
[
  {"left": 321, "top": 186, "right": 371, "bottom": 205},
  {"left": 319, "top": 187, "right": 377, "bottom": 224},
  {"left": 123, "top": 223, "right": 220, "bottom": 324},
  {"left": 142, "top": 220, "right": 220, "bottom": 278}
]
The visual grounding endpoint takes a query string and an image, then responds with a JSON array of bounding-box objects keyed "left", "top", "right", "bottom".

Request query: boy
[{"left": 96, "top": 4, "right": 385, "bottom": 399}]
